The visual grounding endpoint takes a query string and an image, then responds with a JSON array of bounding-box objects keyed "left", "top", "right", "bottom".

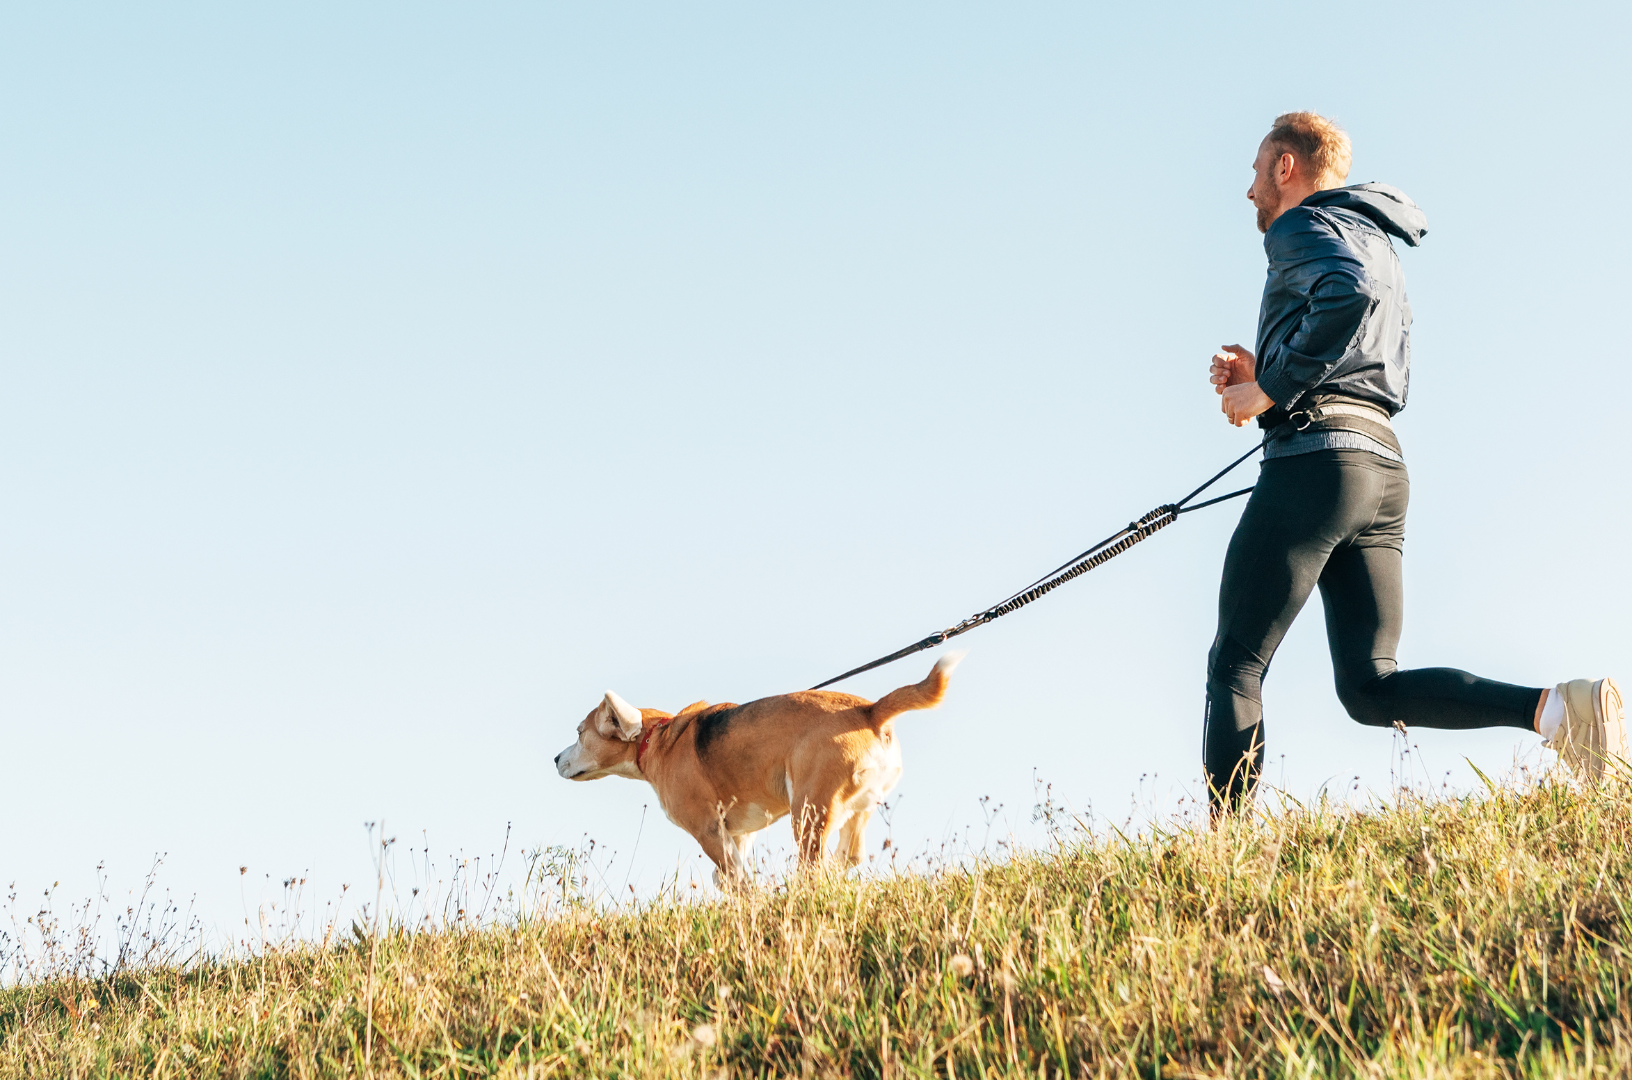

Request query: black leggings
[{"left": 1204, "top": 449, "right": 1542, "bottom": 816}]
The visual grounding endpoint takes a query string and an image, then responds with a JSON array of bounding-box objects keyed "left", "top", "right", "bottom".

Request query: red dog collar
[{"left": 635, "top": 717, "right": 671, "bottom": 773}]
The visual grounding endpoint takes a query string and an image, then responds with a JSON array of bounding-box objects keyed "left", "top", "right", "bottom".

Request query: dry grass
[{"left": 7, "top": 776, "right": 1632, "bottom": 1078}]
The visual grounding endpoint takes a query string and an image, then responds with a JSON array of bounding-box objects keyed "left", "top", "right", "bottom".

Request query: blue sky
[{"left": 3, "top": 2, "right": 1628, "bottom": 945}]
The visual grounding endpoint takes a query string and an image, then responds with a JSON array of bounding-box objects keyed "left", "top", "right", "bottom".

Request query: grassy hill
[{"left": 7, "top": 776, "right": 1632, "bottom": 1078}]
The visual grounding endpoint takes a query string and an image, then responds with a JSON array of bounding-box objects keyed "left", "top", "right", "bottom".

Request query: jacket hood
[{"left": 1301, "top": 183, "right": 1428, "bottom": 247}]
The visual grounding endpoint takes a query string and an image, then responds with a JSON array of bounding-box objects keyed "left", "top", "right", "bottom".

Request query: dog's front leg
[
  {"left": 688, "top": 805, "right": 751, "bottom": 891},
  {"left": 708, "top": 828, "right": 756, "bottom": 891},
  {"left": 689, "top": 820, "right": 735, "bottom": 886},
  {"left": 714, "top": 831, "right": 757, "bottom": 891}
]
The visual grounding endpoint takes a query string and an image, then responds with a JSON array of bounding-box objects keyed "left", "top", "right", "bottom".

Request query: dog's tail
[{"left": 868, "top": 652, "right": 965, "bottom": 729}]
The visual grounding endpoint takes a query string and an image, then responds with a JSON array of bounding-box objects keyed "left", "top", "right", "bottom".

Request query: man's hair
[{"left": 1266, "top": 112, "right": 1352, "bottom": 189}]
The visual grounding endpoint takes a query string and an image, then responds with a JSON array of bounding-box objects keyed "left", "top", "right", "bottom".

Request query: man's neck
[{"left": 1270, "top": 180, "right": 1325, "bottom": 227}]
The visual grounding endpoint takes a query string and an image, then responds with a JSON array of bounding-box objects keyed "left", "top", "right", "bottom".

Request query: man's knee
[
  {"left": 1207, "top": 635, "right": 1266, "bottom": 702},
  {"left": 1336, "top": 670, "right": 1395, "bottom": 728}
]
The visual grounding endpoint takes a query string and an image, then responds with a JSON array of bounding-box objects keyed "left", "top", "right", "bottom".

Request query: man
[{"left": 1203, "top": 111, "right": 1624, "bottom": 818}]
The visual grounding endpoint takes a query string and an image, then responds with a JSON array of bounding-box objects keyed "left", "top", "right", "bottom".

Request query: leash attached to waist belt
[
  {"left": 1266, "top": 394, "right": 1400, "bottom": 456},
  {"left": 809, "top": 394, "right": 1398, "bottom": 691}
]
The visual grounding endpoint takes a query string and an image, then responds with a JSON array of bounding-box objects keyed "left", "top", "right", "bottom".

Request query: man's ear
[
  {"left": 1276, "top": 151, "right": 1298, "bottom": 185},
  {"left": 594, "top": 691, "right": 644, "bottom": 742}
]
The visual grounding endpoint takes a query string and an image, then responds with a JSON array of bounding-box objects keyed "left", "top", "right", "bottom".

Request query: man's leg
[
  {"left": 1319, "top": 463, "right": 1543, "bottom": 729},
  {"left": 1203, "top": 692, "right": 1265, "bottom": 818},
  {"left": 1205, "top": 453, "right": 1371, "bottom": 817}
]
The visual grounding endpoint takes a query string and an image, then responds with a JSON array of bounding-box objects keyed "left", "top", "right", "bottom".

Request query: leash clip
[{"left": 1290, "top": 408, "right": 1315, "bottom": 432}]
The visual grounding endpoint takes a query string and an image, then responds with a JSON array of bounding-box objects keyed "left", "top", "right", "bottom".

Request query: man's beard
[{"left": 1254, "top": 175, "right": 1279, "bottom": 233}]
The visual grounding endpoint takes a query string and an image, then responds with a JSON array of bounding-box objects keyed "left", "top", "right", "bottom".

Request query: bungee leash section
[{"left": 809, "top": 439, "right": 1267, "bottom": 691}]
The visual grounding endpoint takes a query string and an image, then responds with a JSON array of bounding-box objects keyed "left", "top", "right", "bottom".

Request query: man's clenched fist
[
  {"left": 1210, "top": 344, "right": 1255, "bottom": 393},
  {"left": 1209, "top": 344, "right": 1275, "bottom": 426},
  {"left": 1221, "top": 382, "right": 1275, "bottom": 427}
]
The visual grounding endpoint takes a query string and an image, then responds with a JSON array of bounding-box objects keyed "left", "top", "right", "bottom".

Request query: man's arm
[{"left": 1254, "top": 265, "right": 1374, "bottom": 408}]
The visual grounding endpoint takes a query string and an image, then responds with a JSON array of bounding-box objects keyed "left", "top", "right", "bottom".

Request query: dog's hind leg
[
  {"left": 792, "top": 796, "right": 839, "bottom": 867},
  {"left": 836, "top": 809, "right": 871, "bottom": 867}
]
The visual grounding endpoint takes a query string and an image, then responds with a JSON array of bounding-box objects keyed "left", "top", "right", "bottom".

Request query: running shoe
[{"left": 1548, "top": 678, "right": 1628, "bottom": 782}]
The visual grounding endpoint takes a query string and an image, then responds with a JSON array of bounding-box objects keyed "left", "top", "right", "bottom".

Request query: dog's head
[{"left": 555, "top": 691, "right": 647, "bottom": 781}]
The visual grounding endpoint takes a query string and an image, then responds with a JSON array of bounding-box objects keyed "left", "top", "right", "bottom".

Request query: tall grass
[{"left": 6, "top": 774, "right": 1632, "bottom": 1078}]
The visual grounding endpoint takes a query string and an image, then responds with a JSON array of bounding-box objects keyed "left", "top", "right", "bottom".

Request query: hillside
[{"left": 6, "top": 777, "right": 1632, "bottom": 1078}]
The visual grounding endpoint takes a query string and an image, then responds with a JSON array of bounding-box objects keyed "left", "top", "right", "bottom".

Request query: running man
[{"left": 1204, "top": 111, "right": 1624, "bottom": 818}]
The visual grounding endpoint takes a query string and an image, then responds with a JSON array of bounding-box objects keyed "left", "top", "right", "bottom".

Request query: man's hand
[
  {"left": 1210, "top": 344, "right": 1256, "bottom": 394},
  {"left": 1221, "top": 381, "right": 1275, "bottom": 427}
]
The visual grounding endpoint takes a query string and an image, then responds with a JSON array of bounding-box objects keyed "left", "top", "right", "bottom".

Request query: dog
[{"left": 554, "top": 653, "right": 963, "bottom": 886}]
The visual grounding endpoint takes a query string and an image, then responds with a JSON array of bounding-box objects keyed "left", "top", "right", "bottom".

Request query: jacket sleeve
[{"left": 1255, "top": 261, "right": 1375, "bottom": 409}]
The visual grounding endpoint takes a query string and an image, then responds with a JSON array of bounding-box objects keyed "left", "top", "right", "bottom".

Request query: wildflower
[
  {"left": 949, "top": 954, "right": 974, "bottom": 978},
  {"left": 692, "top": 1023, "right": 717, "bottom": 1048}
]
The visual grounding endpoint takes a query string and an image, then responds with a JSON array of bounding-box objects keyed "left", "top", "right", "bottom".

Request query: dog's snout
[{"left": 553, "top": 752, "right": 562, "bottom": 765}]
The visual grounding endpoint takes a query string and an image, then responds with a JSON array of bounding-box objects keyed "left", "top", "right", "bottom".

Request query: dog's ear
[{"left": 595, "top": 691, "right": 644, "bottom": 742}]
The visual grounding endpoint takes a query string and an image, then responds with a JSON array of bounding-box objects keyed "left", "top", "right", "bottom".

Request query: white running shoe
[{"left": 1547, "top": 678, "right": 1628, "bottom": 782}]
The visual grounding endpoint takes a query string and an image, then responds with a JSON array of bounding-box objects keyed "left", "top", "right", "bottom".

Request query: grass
[{"left": 8, "top": 774, "right": 1632, "bottom": 1078}]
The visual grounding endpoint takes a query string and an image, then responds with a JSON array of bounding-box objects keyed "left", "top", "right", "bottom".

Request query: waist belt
[{"left": 1264, "top": 395, "right": 1401, "bottom": 456}]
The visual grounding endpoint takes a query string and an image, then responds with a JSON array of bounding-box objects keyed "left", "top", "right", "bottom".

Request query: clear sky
[{"left": 3, "top": 2, "right": 1628, "bottom": 948}]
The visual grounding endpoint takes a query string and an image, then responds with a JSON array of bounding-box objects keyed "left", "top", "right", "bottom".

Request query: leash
[{"left": 810, "top": 439, "right": 1267, "bottom": 690}]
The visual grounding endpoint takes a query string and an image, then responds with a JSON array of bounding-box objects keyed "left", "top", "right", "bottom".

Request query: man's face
[{"left": 1248, "top": 139, "right": 1283, "bottom": 234}]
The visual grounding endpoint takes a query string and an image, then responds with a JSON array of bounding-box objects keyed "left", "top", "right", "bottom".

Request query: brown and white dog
[{"left": 554, "top": 653, "right": 962, "bottom": 886}]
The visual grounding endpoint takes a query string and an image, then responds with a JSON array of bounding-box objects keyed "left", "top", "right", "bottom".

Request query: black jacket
[{"left": 1253, "top": 183, "right": 1428, "bottom": 427}]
